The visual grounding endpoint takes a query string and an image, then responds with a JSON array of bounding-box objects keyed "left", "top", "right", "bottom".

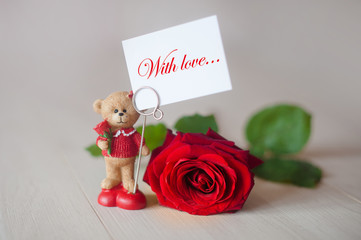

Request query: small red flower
[
  {"left": 94, "top": 120, "right": 111, "bottom": 135},
  {"left": 143, "top": 129, "right": 263, "bottom": 215},
  {"left": 93, "top": 120, "right": 112, "bottom": 155}
]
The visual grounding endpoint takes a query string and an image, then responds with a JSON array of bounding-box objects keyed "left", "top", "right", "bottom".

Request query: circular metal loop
[
  {"left": 132, "top": 86, "right": 164, "bottom": 121},
  {"left": 153, "top": 108, "right": 163, "bottom": 120}
]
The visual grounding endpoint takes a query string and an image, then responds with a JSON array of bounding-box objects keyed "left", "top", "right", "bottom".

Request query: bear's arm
[
  {"left": 134, "top": 132, "right": 150, "bottom": 156},
  {"left": 134, "top": 132, "right": 146, "bottom": 149}
]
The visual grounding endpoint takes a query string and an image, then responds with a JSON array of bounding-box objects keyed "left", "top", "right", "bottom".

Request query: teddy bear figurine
[{"left": 93, "top": 91, "right": 150, "bottom": 210}]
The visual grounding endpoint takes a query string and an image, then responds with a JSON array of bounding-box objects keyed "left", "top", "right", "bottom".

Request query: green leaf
[
  {"left": 107, "top": 142, "right": 111, "bottom": 155},
  {"left": 136, "top": 123, "right": 168, "bottom": 151},
  {"left": 246, "top": 104, "right": 311, "bottom": 155},
  {"left": 85, "top": 144, "right": 102, "bottom": 157},
  {"left": 249, "top": 145, "right": 265, "bottom": 159},
  {"left": 174, "top": 113, "right": 218, "bottom": 134},
  {"left": 253, "top": 158, "right": 322, "bottom": 188}
]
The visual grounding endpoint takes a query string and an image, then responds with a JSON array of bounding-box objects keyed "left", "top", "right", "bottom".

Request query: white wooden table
[
  {"left": 2, "top": 112, "right": 360, "bottom": 240},
  {"left": 1, "top": 1, "right": 360, "bottom": 239}
]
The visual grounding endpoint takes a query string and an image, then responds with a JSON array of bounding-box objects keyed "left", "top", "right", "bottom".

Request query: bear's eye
[
  {"left": 123, "top": 109, "right": 127, "bottom": 113},
  {"left": 114, "top": 109, "right": 118, "bottom": 113}
]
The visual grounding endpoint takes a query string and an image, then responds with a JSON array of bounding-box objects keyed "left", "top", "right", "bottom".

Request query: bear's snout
[{"left": 118, "top": 112, "right": 124, "bottom": 116}]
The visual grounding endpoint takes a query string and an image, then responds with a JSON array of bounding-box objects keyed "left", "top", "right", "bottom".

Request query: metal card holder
[{"left": 132, "top": 86, "right": 164, "bottom": 194}]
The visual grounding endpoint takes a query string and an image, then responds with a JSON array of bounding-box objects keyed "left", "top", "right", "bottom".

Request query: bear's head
[{"left": 93, "top": 91, "right": 139, "bottom": 130}]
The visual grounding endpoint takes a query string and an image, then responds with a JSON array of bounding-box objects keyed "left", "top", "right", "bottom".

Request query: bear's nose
[{"left": 119, "top": 112, "right": 124, "bottom": 116}]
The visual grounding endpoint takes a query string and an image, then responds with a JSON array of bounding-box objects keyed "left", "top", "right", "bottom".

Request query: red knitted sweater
[{"left": 96, "top": 128, "right": 143, "bottom": 158}]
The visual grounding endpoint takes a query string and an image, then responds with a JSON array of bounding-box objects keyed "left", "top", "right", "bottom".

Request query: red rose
[
  {"left": 93, "top": 120, "right": 112, "bottom": 155},
  {"left": 143, "top": 129, "right": 263, "bottom": 215},
  {"left": 94, "top": 120, "right": 112, "bottom": 135}
]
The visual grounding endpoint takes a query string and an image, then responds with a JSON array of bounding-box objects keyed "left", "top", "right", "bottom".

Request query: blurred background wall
[{"left": 1, "top": 0, "right": 360, "bottom": 152}]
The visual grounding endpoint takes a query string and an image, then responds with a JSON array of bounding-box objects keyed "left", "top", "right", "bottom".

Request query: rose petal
[
  {"left": 174, "top": 161, "right": 217, "bottom": 203},
  {"left": 211, "top": 142, "right": 262, "bottom": 169},
  {"left": 197, "top": 154, "right": 229, "bottom": 167},
  {"left": 163, "top": 160, "right": 215, "bottom": 208},
  {"left": 198, "top": 159, "right": 236, "bottom": 206},
  {"left": 190, "top": 171, "right": 214, "bottom": 193},
  {"left": 160, "top": 159, "right": 198, "bottom": 208},
  {"left": 166, "top": 155, "right": 237, "bottom": 211},
  {"left": 247, "top": 153, "right": 263, "bottom": 169},
  {"left": 182, "top": 132, "right": 235, "bottom": 147},
  {"left": 222, "top": 158, "right": 253, "bottom": 211},
  {"left": 165, "top": 144, "right": 217, "bottom": 165},
  {"left": 144, "top": 130, "right": 179, "bottom": 183},
  {"left": 93, "top": 120, "right": 111, "bottom": 135},
  {"left": 160, "top": 170, "right": 194, "bottom": 211},
  {"left": 186, "top": 163, "right": 220, "bottom": 205},
  {"left": 153, "top": 141, "right": 184, "bottom": 178},
  {"left": 206, "top": 128, "right": 227, "bottom": 140}
]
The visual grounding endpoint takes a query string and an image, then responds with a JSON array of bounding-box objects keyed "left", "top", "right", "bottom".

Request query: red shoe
[
  {"left": 116, "top": 186, "right": 146, "bottom": 210},
  {"left": 98, "top": 184, "right": 123, "bottom": 207}
]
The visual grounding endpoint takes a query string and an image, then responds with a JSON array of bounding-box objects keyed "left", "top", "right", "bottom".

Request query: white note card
[{"left": 122, "top": 15, "right": 232, "bottom": 110}]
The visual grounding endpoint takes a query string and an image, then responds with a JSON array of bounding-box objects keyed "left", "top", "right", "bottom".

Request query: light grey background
[{"left": 1, "top": 0, "right": 360, "bottom": 147}]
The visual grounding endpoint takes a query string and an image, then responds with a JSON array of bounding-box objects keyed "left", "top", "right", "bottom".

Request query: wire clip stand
[{"left": 132, "top": 86, "right": 164, "bottom": 194}]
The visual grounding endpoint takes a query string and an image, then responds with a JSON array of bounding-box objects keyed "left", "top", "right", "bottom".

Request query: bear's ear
[
  {"left": 93, "top": 99, "right": 103, "bottom": 114},
  {"left": 128, "top": 91, "right": 133, "bottom": 99}
]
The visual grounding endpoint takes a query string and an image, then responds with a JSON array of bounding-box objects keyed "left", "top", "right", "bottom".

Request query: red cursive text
[{"left": 137, "top": 49, "right": 219, "bottom": 79}]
